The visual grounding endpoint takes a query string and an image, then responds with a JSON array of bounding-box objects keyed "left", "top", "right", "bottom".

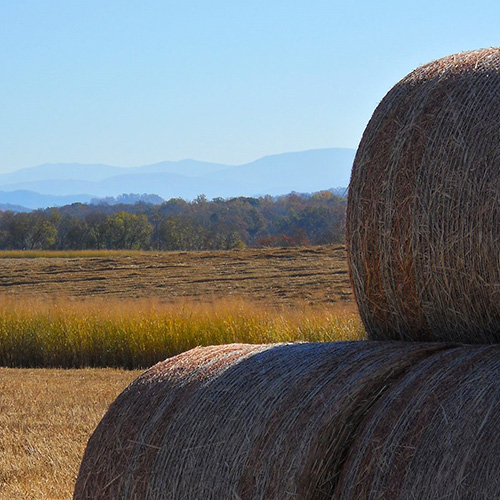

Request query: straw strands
[
  {"left": 336, "top": 345, "right": 500, "bottom": 499},
  {"left": 73, "top": 342, "right": 449, "bottom": 500},
  {"left": 74, "top": 342, "right": 500, "bottom": 499},
  {"left": 347, "top": 47, "right": 500, "bottom": 343}
]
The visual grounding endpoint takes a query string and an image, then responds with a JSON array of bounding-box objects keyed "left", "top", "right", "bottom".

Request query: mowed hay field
[
  {"left": 0, "top": 245, "right": 352, "bottom": 306},
  {"left": 0, "top": 244, "right": 359, "bottom": 499}
]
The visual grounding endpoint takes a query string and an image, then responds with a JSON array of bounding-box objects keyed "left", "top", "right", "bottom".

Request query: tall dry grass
[{"left": 0, "top": 297, "right": 364, "bottom": 368}]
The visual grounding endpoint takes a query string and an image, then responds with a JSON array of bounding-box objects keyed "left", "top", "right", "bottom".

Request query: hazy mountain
[
  {"left": 0, "top": 163, "right": 123, "bottom": 184},
  {"left": 204, "top": 148, "right": 354, "bottom": 194},
  {"left": 0, "top": 161, "right": 235, "bottom": 197},
  {"left": 96, "top": 172, "right": 249, "bottom": 199},
  {"left": 0, "top": 203, "right": 31, "bottom": 213},
  {"left": 0, "top": 190, "right": 93, "bottom": 210},
  {"left": 127, "top": 159, "right": 232, "bottom": 177},
  {"left": 1, "top": 173, "right": 252, "bottom": 199},
  {"left": 0, "top": 148, "right": 355, "bottom": 208},
  {"left": 92, "top": 193, "right": 165, "bottom": 205},
  {"left": 1, "top": 179, "right": 99, "bottom": 196},
  {"left": 329, "top": 187, "right": 348, "bottom": 198},
  {"left": 0, "top": 159, "right": 231, "bottom": 187}
]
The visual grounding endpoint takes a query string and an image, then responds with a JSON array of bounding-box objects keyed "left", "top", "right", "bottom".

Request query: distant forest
[{"left": 0, "top": 191, "right": 346, "bottom": 251}]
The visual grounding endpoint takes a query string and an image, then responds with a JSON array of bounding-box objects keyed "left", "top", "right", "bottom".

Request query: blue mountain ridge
[{"left": 0, "top": 148, "right": 355, "bottom": 209}]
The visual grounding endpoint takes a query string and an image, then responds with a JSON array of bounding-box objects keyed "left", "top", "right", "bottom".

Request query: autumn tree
[{"left": 104, "top": 212, "right": 153, "bottom": 249}]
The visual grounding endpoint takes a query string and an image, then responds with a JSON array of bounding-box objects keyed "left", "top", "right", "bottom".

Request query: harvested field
[
  {"left": 0, "top": 367, "right": 138, "bottom": 500},
  {"left": 0, "top": 246, "right": 356, "bottom": 496},
  {"left": 0, "top": 245, "right": 352, "bottom": 307}
]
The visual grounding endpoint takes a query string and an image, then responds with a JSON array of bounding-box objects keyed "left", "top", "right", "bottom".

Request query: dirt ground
[{"left": 0, "top": 245, "right": 352, "bottom": 307}]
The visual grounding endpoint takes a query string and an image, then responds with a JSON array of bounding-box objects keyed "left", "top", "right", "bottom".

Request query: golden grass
[
  {"left": 0, "top": 367, "right": 138, "bottom": 500},
  {"left": 0, "top": 297, "right": 364, "bottom": 368}
]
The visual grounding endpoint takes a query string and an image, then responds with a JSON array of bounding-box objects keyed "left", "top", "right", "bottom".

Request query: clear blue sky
[{"left": 1, "top": 0, "right": 499, "bottom": 172}]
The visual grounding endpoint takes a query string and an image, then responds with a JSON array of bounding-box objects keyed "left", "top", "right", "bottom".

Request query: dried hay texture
[
  {"left": 73, "top": 341, "right": 450, "bottom": 500},
  {"left": 335, "top": 345, "right": 500, "bottom": 499},
  {"left": 347, "top": 47, "right": 500, "bottom": 343}
]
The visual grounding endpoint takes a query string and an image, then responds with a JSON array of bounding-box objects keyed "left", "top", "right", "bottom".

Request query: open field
[
  {"left": 0, "top": 245, "right": 353, "bottom": 307},
  {"left": 0, "top": 245, "right": 358, "bottom": 368},
  {"left": 0, "top": 368, "right": 138, "bottom": 500}
]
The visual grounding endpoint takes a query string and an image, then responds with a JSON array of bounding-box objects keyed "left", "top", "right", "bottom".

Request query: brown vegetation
[
  {"left": 0, "top": 245, "right": 352, "bottom": 307},
  {"left": 347, "top": 47, "right": 500, "bottom": 343},
  {"left": 0, "top": 244, "right": 357, "bottom": 496},
  {"left": 0, "top": 368, "right": 137, "bottom": 500}
]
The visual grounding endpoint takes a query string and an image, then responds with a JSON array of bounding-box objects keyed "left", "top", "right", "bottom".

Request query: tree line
[{"left": 0, "top": 191, "right": 346, "bottom": 251}]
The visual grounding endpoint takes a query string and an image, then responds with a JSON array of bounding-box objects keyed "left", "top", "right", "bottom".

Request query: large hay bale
[
  {"left": 335, "top": 345, "right": 500, "bottom": 499},
  {"left": 73, "top": 342, "right": 446, "bottom": 500},
  {"left": 347, "top": 47, "right": 500, "bottom": 343}
]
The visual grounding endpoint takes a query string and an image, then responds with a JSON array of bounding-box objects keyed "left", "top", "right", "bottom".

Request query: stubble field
[
  {"left": 0, "top": 245, "right": 352, "bottom": 306},
  {"left": 0, "top": 244, "right": 359, "bottom": 499}
]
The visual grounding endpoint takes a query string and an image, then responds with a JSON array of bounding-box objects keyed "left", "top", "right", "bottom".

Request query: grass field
[
  {"left": 0, "top": 296, "right": 363, "bottom": 368},
  {"left": 0, "top": 245, "right": 359, "bottom": 498},
  {"left": 0, "top": 244, "right": 352, "bottom": 306}
]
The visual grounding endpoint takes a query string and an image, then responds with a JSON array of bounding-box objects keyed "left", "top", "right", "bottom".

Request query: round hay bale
[
  {"left": 73, "top": 341, "right": 445, "bottom": 500},
  {"left": 335, "top": 345, "right": 500, "bottom": 499},
  {"left": 347, "top": 47, "right": 500, "bottom": 343}
]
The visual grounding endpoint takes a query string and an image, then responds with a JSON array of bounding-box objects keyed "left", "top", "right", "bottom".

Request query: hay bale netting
[
  {"left": 335, "top": 345, "right": 500, "bottom": 499},
  {"left": 73, "top": 341, "right": 450, "bottom": 500},
  {"left": 347, "top": 47, "right": 500, "bottom": 343}
]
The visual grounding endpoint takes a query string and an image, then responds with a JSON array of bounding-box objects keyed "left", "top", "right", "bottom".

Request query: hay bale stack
[
  {"left": 347, "top": 47, "right": 500, "bottom": 343},
  {"left": 73, "top": 341, "right": 446, "bottom": 500},
  {"left": 335, "top": 345, "right": 500, "bottom": 499}
]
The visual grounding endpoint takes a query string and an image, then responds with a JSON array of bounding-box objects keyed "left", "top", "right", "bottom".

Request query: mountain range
[{"left": 0, "top": 148, "right": 355, "bottom": 210}]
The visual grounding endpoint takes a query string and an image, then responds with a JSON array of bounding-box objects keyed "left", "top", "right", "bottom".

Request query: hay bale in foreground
[
  {"left": 335, "top": 345, "right": 500, "bottom": 499},
  {"left": 73, "top": 342, "right": 447, "bottom": 500},
  {"left": 347, "top": 47, "right": 500, "bottom": 343}
]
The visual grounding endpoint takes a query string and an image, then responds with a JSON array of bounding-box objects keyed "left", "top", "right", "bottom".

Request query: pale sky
[{"left": 1, "top": 0, "right": 499, "bottom": 173}]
